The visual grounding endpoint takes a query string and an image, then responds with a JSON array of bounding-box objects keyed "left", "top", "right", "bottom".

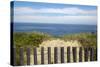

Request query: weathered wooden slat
[
  {"left": 84, "top": 47, "right": 88, "bottom": 62},
  {"left": 95, "top": 47, "right": 97, "bottom": 61},
  {"left": 13, "top": 46, "right": 96, "bottom": 65},
  {"left": 79, "top": 47, "right": 82, "bottom": 62},
  {"left": 67, "top": 47, "right": 70, "bottom": 63},
  {"left": 13, "top": 47, "right": 16, "bottom": 66},
  {"left": 26, "top": 47, "right": 30, "bottom": 65},
  {"left": 33, "top": 47, "right": 37, "bottom": 65},
  {"left": 19, "top": 47, "right": 24, "bottom": 65},
  {"left": 41, "top": 47, "right": 44, "bottom": 64},
  {"left": 48, "top": 47, "right": 51, "bottom": 64},
  {"left": 72, "top": 47, "right": 77, "bottom": 62},
  {"left": 90, "top": 47, "right": 94, "bottom": 61},
  {"left": 54, "top": 47, "right": 58, "bottom": 64},
  {"left": 61, "top": 47, "right": 64, "bottom": 63}
]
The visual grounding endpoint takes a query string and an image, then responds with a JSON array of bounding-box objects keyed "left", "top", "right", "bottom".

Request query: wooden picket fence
[{"left": 12, "top": 46, "right": 96, "bottom": 66}]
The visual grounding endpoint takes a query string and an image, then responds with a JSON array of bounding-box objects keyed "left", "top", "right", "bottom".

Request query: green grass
[
  {"left": 14, "top": 32, "right": 97, "bottom": 47},
  {"left": 13, "top": 32, "right": 53, "bottom": 48},
  {"left": 61, "top": 32, "right": 97, "bottom": 47}
]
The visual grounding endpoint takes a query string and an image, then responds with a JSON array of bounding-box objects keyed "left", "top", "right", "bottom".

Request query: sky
[{"left": 12, "top": 1, "right": 97, "bottom": 25}]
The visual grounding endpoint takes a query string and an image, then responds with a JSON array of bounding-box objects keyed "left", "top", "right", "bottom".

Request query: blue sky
[{"left": 12, "top": 1, "right": 97, "bottom": 25}]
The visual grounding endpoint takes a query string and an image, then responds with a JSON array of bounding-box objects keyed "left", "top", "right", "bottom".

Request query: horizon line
[{"left": 13, "top": 22, "right": 97, "bottom": 25}]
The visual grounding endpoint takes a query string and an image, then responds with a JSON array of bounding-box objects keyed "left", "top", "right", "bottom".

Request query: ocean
[{"left": 13, "top": 23, "right": 97, "bottom": 36}]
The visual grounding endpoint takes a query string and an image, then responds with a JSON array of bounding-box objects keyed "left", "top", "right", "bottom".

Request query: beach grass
[{"left": 13, "top": 32, "right": 97, "bottom": 47}]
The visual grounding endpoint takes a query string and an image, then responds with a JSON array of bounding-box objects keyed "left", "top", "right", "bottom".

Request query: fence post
[
  {"left": 41, "top": 47, "right": 44, "bottom": 64},
  {"left": 95, "top": 47, "right": 97, "bottom": 61},
  {"left": 48, "top": 47, "right": 51, "bottom": 64},
  {"left": 84, "top": 47, "right": 89, "bottom": 62},
  {"left": 79, "top": 47, "right": 82, "bottom": 62},
  {"left": 72, "top": 47, "right": 77, "bottom": 62},
  {"left": 19, "top": 47, "right": 24, "bottom": 65},
  {"left": 54, "top": 47, "right": 58, "bottom": 64},
  {"left": 67, "top": 47, "right": 70, "bottom": 63},
  {"left": 61, "top": 47, "right": 64, "bottom": 63},
  {"left": 13, "top": 47, "right": 16, "bottom": 66},
  {"left": 33, "top": 47, "right": 37, "bottom": 65},
  {"left": 90, "top": 47, "right": 94, "bottom": 61},
  {"left": 26, "top": 47, "right": 30, "bottom": 65}
]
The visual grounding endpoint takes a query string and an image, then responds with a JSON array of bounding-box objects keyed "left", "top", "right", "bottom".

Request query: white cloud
[
  {"left": 14, "top": 15, "right": 97, "bottom": 25},
  {"left": 14, "top": 7, "right": 97, "bottom": 15},
  {"left": 14, "top": 7, "right": 97, "bottom": 25}
]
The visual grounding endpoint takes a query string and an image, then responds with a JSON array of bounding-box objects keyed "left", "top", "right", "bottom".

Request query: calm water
[{"left": 13, "top": 23, "right": 97, "bottom": 36}]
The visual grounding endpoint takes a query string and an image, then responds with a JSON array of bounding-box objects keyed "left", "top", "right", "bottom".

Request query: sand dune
[{"left": 39, "top": 39, "right": 82, "bottom": 47}]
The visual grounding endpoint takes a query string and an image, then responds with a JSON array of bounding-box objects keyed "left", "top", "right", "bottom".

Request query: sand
[{"left": 39, "top": 39, "right": 82, "bottom": 47}]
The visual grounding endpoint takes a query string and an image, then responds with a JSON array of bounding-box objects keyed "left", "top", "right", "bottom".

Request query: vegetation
[
  {"left": 14, "top": 32, "right": 97, "bottom": 47},
  {"left": 61, "top": 32, "right": 97, "bottom": 47},
  {"left": 13, "top": 32, "right": 52, "bottom": 48}
]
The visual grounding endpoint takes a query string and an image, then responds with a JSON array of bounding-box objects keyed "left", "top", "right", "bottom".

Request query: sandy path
[{"left": 39, "top": 39, "right": 81, "bottom": 47}]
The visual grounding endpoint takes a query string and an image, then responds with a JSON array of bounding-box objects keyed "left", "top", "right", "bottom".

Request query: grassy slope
[
  {"left": 13, "top": 32, "right": 53, "bottom": 48},
  {"left": 61, "top": 32, "right": 97, "bottom": 47},
  {"left": 13, "top": 32, "right": 97, "bottom": 47}
]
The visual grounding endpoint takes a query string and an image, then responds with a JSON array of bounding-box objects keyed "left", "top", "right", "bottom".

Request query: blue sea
[{"left": 13, "top": 23, "right": 97, "bottom": 36}]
